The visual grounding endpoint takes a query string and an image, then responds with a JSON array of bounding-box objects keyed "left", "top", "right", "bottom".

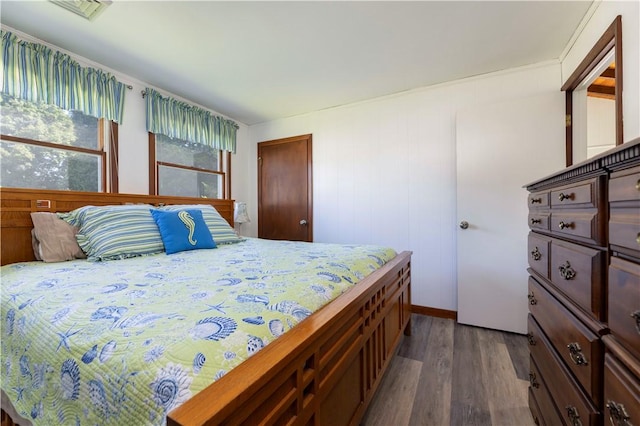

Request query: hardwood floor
[{"left": 362, "top": 314, "right": 535, "bottom": 426}]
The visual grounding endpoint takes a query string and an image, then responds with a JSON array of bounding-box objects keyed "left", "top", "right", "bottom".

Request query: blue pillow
[
  {"left": 159, "top": 204, "right": 242, "bottom": 245},
  {"left": 150, "top": 209, "right": 216, "bottom": 255}
]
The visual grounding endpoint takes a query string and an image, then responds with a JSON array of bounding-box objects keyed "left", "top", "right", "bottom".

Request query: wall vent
[{"left": 49, "top": 0, "right": 112, "bottom": 21}]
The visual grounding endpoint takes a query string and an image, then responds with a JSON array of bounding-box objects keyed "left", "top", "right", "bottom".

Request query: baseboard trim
[{"left": 412, "top": 305, "right": 457, "bottom": 320}]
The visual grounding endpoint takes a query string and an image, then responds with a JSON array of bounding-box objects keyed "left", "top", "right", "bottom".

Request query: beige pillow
[
  {"left": 30, "top": 212, "right": 86, "bottom": 262},
  {"left": 30, "top": 229, "right": 43, "bottom": 261}
]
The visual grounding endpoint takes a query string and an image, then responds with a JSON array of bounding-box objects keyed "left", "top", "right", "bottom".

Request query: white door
[{"left": 456, "top": 93, "right": 564, "bottom": 333}]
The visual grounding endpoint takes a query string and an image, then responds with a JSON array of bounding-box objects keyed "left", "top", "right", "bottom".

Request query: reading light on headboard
[
  {"left": 233, "top": 202, "right": 251, "bottom": 236},
  {"left": 36, "top": 200, "right": 52, "bottom": 209}
]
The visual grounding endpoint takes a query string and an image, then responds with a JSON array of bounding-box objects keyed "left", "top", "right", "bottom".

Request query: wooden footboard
[
  {"left": 168, "top": 251, "right": 412, "bottom": 426},
  {"left": 1, "top": 409, "right": 18, "bottom": 426}
]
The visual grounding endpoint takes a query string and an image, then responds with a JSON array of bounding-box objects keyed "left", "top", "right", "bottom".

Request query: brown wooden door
[{"left": 258, "top": 134, "right": 312, "bottom": 241}]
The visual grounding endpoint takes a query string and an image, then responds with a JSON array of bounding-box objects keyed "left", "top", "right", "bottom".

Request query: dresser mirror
[{"left": 562, "top": 15, "right": 622, "bottom": 166}]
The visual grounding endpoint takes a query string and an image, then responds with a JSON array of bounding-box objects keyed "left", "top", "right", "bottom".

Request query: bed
[{"left": 0, "top": 187, "right": 412, "bottom": 426}]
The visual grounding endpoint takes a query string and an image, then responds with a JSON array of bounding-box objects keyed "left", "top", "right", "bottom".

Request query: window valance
[
  {"left": 1, "top": 31, "right": 127, "bottom": 123},
  {"left": 144, "top": 88, "right": 238, "bottom": 154}
]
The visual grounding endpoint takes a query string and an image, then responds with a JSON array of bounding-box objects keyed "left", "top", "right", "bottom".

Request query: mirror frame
[{"left": 562, "top": 15, "right": 622, "bottom": 167}]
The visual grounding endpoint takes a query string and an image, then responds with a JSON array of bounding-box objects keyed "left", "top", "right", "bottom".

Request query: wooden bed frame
[{"left": 0, "top": 187, "right": 412, "bottom": 426}]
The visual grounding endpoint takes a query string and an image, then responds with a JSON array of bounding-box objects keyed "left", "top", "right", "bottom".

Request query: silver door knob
[
  {"left": 459, "top": 221, "right": 469, "bottom": 230},
  {"left": 300, "top": 219, "right": 308, "bottom": 225}
]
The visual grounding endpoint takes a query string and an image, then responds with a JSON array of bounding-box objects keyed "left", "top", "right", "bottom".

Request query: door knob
[
  {"left": 300, "top": 219, "right": 308, "bottom": 226},
  {"left": 459, "top": 221, "right": 469, "bottom": 230}
]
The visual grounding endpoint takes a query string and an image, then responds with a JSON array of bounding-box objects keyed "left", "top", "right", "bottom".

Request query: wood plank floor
[{"left": 362, "top": 314, "right": 535, "bottom": 426}]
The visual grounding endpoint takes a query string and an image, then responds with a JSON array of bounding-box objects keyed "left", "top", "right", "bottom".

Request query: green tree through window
[{"left": 0, "top": 94, "right": 103, "bottom": 191}]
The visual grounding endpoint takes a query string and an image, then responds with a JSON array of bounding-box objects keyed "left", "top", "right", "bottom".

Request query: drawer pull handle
[
  {"left": 558, "top": 192, "right": 574, "bottom": 201},
  {"left": 528, "top": 291, "right": 537, "bottom": 305},
  {"left": 530, "top": 217, "right": 542, "bottom": 225},
  {"left": 567, "top": 342, "right": 588, "bottom": 366},
  {"left": 559, "top": 261, "right": 577, "bottom": 280},
  {"left": 606, "top": 400, "right": 632, "bottom": 426},
  {"left": 636, "top": 179, "right": 640, "bottom": 191},
  {"left": 566, "top": 405, "right": 583, "bottom": 426},
  {"left": 527, "top": 332, "right": 536, "bottom": 346},
  {"left": 530, "top": 197, "right": 542, "bottom": 204},
  {"left": 631, "top": 311, "right": 640, "bottom": 335},
  {"left": 531, "top": 247, "right": 541, "bottom": 261},
  {"left": 636, "top": 232, "right": 640, "bottom": 246},
  {"left": 558, "top": 221, "right": 574, "bottom": 230},
  {"left": 528, "top": 372, "right": 539, "bottom": 389}
]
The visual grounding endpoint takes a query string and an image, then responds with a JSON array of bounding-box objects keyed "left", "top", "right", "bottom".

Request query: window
[
  {"left": 143, "top": 87, "right": 236, "bottom": 199},
  {"left": 0, "top": 94, "right": 118, "bottom": 192},
  {"left": 149, "top": 133, "right": 230, "bottom": 199}
]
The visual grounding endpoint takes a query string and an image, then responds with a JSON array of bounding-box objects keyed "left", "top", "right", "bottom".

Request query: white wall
[
  {"left": 562, "top": 0, "right": 640, "bottom": 145},
  {"left": 587, "top": 96, "right": 617, "bottom": 157},
  {"left": 247, "top": 63, "right": 564, "bottom": 311},
  {"left": 244, "top": 0, "right": 640, "bottom": 313}
]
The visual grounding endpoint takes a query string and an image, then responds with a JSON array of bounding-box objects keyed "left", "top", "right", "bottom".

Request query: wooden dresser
[{"left": 525, "top": 137, "right": 640, "bottom": 426}]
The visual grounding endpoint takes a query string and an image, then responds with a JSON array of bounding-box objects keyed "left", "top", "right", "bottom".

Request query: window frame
[
  {"left": 148, "top": 132, "right": 231, "bottom": 199},
  {"left": 109, "top": 121, "right": 119, "bottom": 193},
  {"left": 0, "top": 116, "right": 118, "bottom": 193}
]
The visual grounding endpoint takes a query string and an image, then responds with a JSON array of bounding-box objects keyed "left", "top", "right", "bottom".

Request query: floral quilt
[{"left": 0, "top": 238, "right": 395, "bottom": 425}]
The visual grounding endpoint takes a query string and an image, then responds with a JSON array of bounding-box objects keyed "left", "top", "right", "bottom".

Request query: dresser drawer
[
  {"left": 529, "top": 213, "right": 550, "bottom": 231},
  {"left": 528, "top": 277, "right": 603, "bottom": 405},
  {"left": 528, "top": 355, "right": 563, "bottom": 426},
  {"left": 604, "top": 354, "right": 640, "bottom": 426},
  {"left": 609, "top": 165, "right": 640, "bottom": 203},
  {"left": 528, "top": 316, "right": 566, "bottom": 426},
  {"left": 609, "top": 257, "right": 640, "bottom": 360},
  {"left": 528, "top": 303, "right": 600, "bottom": 426},
  {"left": 551, "top": 178, "right": 600, "bottom": 209},
  {"left": 609, "top": 211, "right": 640, "bottom": 256},
  {"left": 529, "top": 190, "right": 550, "bottom": 209},
  {"left": 550, "top": 239, "right": 605, "bottom": 320},
  {"left": 609, "top": 166, "right": 640, "bottom": 258},
  {"left": 528, "top": 387, "right": 543, "bottom": 426},
  {"left": 550, "top": 211, "right": 604, "bottom": 246},
  {"left": 528, "top": 233, "right": 550, "bottom": 279}
]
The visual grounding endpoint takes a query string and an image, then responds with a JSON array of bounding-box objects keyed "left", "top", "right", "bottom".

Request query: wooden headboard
[{"left": 0, "top": 187, "right": 235, "bottom": 266}]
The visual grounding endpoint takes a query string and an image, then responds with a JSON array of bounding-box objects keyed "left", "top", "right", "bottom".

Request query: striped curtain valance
[
  {"left": 144, "top": 88, "right": 238, "bottom": 153},
  {"left": 1, "top": 31, "right": 126, "bottom": 123}
]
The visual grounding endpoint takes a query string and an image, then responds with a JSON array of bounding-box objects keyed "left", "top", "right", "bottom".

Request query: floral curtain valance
[
  {"left": 1, "top": 31, "right": 127, "bottom": 123},
  {"left": 144, "top": 88, "right": 238, "bottom": 154}
]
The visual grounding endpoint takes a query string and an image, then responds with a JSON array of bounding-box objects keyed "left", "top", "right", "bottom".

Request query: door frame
[{"left": 257, "top": 134, "right": 313, "bottom": 241}]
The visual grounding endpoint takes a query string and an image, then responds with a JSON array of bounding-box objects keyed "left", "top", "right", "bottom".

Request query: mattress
[{"left": 1, "top": 238, "right": 396, "bottom": 425}]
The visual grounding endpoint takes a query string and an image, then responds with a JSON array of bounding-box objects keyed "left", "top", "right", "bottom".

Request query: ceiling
[
  {"left": 588, "top": 64, "right": 615, "bottom": 100},
  {"left": 0, "top": 1, "right": 593, "bottom": 125}
]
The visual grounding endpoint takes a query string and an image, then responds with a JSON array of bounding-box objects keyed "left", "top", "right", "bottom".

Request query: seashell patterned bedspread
[{"left": 0, "top": 237, "right": 396, "bottom": 425}]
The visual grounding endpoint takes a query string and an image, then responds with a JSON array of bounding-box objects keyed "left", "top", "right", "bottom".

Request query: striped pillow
[
  {"left": 59, "top": 205, "right": 164, "bottom": 261},
  {"left": 58, "top": 204, "right": 104, "bottom": 227},
  {"left": 160, "top": 204, "right": 242, "bottom": 245}
]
